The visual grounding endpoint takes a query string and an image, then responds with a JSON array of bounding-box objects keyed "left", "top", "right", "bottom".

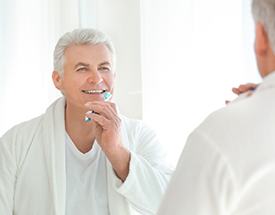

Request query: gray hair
[
  {"left": 53, "top": 28, "right": 116, "bottom": 74},
  {"left": 252, "top": 0, "right": 275, "bottom": 53}
]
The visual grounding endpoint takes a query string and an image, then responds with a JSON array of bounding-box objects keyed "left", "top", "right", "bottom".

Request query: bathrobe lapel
[{"left": 42, "top": 98, "right": 66, "bottom": 215}]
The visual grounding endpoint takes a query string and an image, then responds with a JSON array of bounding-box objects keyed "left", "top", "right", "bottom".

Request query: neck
[
  {"left": 259, "top": 47, "right": 275, "bottom": 77},
  {"left": 65, "top": 102, "right": 96, "bottom": 153}
]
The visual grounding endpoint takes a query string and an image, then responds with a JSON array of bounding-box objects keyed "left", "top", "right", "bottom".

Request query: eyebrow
[
  {"left": 98, "top": 61, "right": 112, "bottom": 67},
  {"left": 74, "top": 62, "right": 90, "bottom": 69},
  {"left": 74, "top": 61, "right": 112, "bottom": 70}
]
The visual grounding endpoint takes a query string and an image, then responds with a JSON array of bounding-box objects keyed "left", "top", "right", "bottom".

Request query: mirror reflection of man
[
  {"left": 0, "top": 29, "right": 172, "bottom": 215},
  {"left": 158, "top": 0, "right": 275, "bottom": 214}
]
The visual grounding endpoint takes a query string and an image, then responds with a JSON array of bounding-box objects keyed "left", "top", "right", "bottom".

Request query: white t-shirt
[{"left": 65, "top": 134, "right": 109, "bottom": 215}]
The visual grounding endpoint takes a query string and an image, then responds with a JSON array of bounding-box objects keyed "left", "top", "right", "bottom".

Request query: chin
[{"left": 82, "top": 94, "right": 105, "bottom": 102}]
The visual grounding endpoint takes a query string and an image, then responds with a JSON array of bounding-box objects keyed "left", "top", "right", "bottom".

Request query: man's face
[{"left": 53, "top": 43, "right": 115, "bottom": 109}]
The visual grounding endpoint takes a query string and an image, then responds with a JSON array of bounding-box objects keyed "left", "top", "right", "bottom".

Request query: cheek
[
  {"left": 104, "top": 74, "right": 115, "bottom": 89},
  {"left": 63, "top": 75, "right": 83, "bottom": 88}
]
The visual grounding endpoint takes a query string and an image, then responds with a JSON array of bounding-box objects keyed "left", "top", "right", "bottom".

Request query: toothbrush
[{"left": 84, "top": 91, "right": 112, "bottom": 122}]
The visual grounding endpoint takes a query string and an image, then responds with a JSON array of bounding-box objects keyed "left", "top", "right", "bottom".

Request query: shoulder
[
  {"left": 0, "top": 115, "right": 44, "bottom": 168},
  {"left": 185, "top": 98, "right": 255, "bottom": 161},
  {"left": 1, "top": 115, "right": 43, "bottom": 144},
  {"left": 120, "top": 115, "right": 157, "bottom": 138},
  {"left": 186, "top": 93, "right": 275, "bottom": 173},
  {"left": 197, "top": 92, "right": 274, "bottom": 137}
]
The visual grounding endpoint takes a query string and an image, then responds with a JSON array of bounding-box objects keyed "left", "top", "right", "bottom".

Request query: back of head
[
  {"left": 53, "top": 28, "right": 115, "bottom": 74},
  {"left": 252, "top": 0, "right": 275, "bottom": 53}
]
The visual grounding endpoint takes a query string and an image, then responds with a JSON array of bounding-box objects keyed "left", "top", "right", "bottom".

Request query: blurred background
[{"left": 0, "top": 0, "right": 260, "bottom": 165}]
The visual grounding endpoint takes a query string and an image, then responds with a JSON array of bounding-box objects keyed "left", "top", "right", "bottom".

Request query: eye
[
  {"left": 76, "top": 66, "right": 88, "bottom": 72},
  {"left": 99, "top": 67, "right": 111, "bottom": 73}
]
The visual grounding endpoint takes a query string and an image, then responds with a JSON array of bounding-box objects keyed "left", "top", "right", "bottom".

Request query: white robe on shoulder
[{"left": 0, "top": 97, "right": 172, "bottom": 215}]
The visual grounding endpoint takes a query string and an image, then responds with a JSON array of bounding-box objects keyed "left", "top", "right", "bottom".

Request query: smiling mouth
[{"left": 81, "top": 89, "right": 107, "bottom": 94}]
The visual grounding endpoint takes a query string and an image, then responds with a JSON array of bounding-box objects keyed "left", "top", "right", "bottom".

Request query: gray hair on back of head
[
  {"left": 252, "top": 0, "right": 275, "bottom": 53},
  {"left": 53, "top": 28, "right": 116, "bottom": 74}
]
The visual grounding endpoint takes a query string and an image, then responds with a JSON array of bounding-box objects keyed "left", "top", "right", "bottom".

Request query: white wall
[{"left": 95, "top": 0, "right": 143, "bottom": 119}]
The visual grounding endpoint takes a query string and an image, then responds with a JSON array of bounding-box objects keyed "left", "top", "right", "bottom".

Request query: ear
[
  {"left": 255, "top": 22, "right": 268, "bottom": 56},
  {"left": 52, "top": 71, "right": 63, "bottom": 90}
]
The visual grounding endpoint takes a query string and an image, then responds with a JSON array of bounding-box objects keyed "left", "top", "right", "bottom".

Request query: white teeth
[{"left": 82, "top": 89, "right": 106, "bottom": 94}]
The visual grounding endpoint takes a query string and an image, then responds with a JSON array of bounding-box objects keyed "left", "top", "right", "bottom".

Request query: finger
[
  {"left": 239, "top": 83, "right": 257, "bottom": 92},
  {"left": 86, "top": 102, "right": 120, "bottom": 123},
  {"left": 86, "top": 107, "right": 121, "bottom": 129},
  {"left": 105, "top": 102, "right": 118, "bottom": 116},
  {"left": 91, "top": 113, "right": 110, "bottom": 130},
  {"left": 86, "top": 101, "right": 118, "bottom": 114},
  {"left": 104, "top": 102, "right": 121, "bottom": 126},
  {"left": 107, "top": 101, "right": 117, "bottom": 110},
  {"left": 92, "top": 101, "right": 117, "bottom": 115},
  {"left": 246, "top": 83, "right": 258, "bottom": 87},
  {"left": 85, "top": 103, "right": 114, "bottom": 120},
  {"left": 247, "top": 83, "right": 258, "bottom": 90},
  {"left": 232, "top": 88, "right": 241, "bottom": 95},
  {"left": 92, "top": 113, "right": 120, "bottom": 131},
  {"left": 238, "top": 85, "right": 250, "bottom": 92}
]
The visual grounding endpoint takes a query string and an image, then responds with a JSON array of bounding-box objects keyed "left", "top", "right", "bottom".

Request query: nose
[{"left": 87, "top": 70, "right": 103, "bottom": 85}]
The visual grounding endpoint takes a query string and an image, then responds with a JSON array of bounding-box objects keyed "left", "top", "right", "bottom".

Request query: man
[
  {"left": 158, "top": 0, "right": 275, "bottom": 214},
  {"left": 0, "top": 29, "right": 172, "bottom": 215}
]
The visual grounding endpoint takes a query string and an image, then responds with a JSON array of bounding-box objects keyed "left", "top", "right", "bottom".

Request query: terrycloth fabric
[
  {"left": 0, "top": 97, "right": 172, "bottom": 215},
  {"left": 158, "top": 71, "right": 275, "bottom": 215}
]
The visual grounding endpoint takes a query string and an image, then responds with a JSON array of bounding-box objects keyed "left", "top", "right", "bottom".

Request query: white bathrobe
[
  {"left": 0, "top": 97, "right": 171, "bottom": 215},
  {"left": 158, "top": 72, "right": 275, "bottom": 215}
]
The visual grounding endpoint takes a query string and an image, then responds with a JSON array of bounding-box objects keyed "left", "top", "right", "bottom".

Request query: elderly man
[
  {"left": 158, "top": 0, "right": 275, "bottom": 214},
  {"left": 0, "top": 29, "right": 171, "bottom": 215}
]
